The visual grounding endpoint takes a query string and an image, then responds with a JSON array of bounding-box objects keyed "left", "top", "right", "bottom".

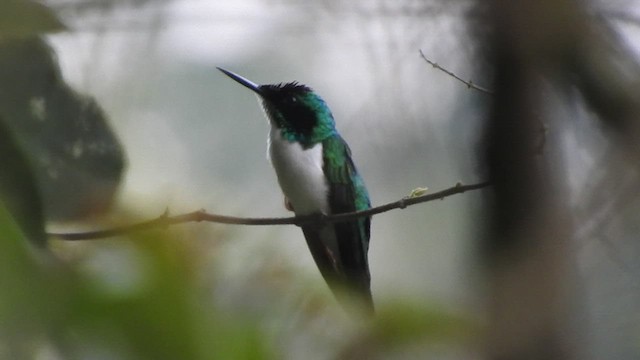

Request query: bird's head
[{"left": 217, "top": 67, "right": 336, "bottom": 146}]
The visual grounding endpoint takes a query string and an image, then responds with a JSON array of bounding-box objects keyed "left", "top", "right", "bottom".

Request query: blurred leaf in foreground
[
  {"left": 0, "top": 197, "right": 70, "bottom": 358},
  {"left": 0, "top": 37, "right": 126, "bottom": 221},
  {"left": 0, "top": 0, "right": 65, "bottom": 38},
  {"left": 1, "top": 209, "right": 276, "bottom": 359},
  {"left": 0, "top": 114, "right": 46, "bottom": 246},
  {"left": 62, "top": 230, "right": 276, "bottom": 359},
  {"left": 338, "top": 300, "right": 478, "bottom": 359}
]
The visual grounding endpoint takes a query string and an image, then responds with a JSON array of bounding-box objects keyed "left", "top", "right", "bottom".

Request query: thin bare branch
[
  {"left": 49, "top": 181, "right": 490, "bottom": 241},
  {"left": 419, "top": 49, "right": 493, "bottom": 94}
]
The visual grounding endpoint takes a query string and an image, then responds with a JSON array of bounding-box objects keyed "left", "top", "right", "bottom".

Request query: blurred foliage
[
  {"left": 0, "top": 210, "right": 277, "bottom": 359},
  {"left": 0, "top": 0, "right": 65, "bottom": 38},
  {"left": 337, "top": 301, "right": 477, "bottom": 359},
  {"left": 0, "top": 36, "right": 125, "bottom": 221},
  {"left": 0, "top": 0, "right": 68, "bottom": 243},
  {"left": 0, "top": 207, "right": 478, "bottom": 359},
  {"left": 0, "top": 113, "right": 47, "bottom": 246}
]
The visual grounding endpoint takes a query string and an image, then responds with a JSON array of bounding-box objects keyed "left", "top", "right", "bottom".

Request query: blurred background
[{"left": 1, "top": 0, "right": 640, "bottom": 359}]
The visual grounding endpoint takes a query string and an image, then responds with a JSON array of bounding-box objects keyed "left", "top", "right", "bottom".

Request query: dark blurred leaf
[
  {"left": 0, "top": 0, "right": 66, "bottom": 38},
  {"left": 0, "top": 115, "right": 46, "bottom": 245},
  {"left": 0, "top": 37, "right": 126, "bottom": 221}
]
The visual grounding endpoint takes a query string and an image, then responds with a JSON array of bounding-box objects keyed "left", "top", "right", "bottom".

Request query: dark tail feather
[{"left": 302, "top": 225, "right": 374, "bottom": 316}]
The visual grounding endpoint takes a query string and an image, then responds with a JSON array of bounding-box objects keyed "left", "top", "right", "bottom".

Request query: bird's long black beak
[{"left": 217, "top": 67, "right": 262, "bottom": 95}]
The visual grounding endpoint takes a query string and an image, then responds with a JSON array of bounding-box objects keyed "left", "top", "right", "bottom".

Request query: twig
[
  {"left": 49, "top": 181, "right": 490, "bottom": 241},
  {"left": 419, "top": 50, "right": 549, "bottom": 153},
  {"left": 419, "top": 50, "right": 493, "bottom": 95}
]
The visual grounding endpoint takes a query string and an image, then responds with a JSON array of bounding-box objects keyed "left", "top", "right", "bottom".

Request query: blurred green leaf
[
  {"left": 338, "top": 300, "right": 477, "bottom": 358},
  {"left": 0, "top": 115, "right": 46, "bottom": 246},
  {"left": 371, "top": 301, "right": 476, "bottom": 345},
  {"left": 0, "top": 198, "right": 69, "bottom": 358},
  {"left": 0, "top": 0, "right": 65, "bottom": 38},
  {"left": 51, "top": 228, "right": 275, "bottom": 360}
]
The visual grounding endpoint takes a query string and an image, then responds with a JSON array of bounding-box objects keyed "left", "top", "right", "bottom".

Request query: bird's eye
[{"left": 289, "top": 96, "right": 297, "bottom": 103}]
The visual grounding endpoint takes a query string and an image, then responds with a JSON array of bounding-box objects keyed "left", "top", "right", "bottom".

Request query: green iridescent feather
[{"left": 322, "top": 134, "right": 371, "bottom": 262}]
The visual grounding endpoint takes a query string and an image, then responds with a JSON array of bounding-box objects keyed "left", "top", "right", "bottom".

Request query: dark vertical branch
[
  {"left": 483, "top": 45, "right": 547, "bottom": 260},
  {"left": 480, "top": 1, "right": 580, "bottom": 359}
]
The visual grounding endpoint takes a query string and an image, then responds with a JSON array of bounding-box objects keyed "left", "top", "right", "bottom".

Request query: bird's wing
[{"left": 311, "top": 134, "right": 372, "bottom": 308}]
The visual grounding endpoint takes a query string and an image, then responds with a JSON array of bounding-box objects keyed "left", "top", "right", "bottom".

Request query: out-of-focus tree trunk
[
  {"left": 482, "top": 32, "right": 577, "bottom": 360},
  {"left": 478, "top": 0, "right": 640, "bottom": 359}
]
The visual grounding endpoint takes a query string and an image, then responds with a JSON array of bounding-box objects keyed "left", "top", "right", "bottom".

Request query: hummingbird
[{"left": 217, "top": 67, "right": 373, "bottom": 313}]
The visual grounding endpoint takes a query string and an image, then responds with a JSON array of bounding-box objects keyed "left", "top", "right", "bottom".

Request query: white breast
[{"left": 267, "top": 128, "right": 330, "bottom": 216}]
